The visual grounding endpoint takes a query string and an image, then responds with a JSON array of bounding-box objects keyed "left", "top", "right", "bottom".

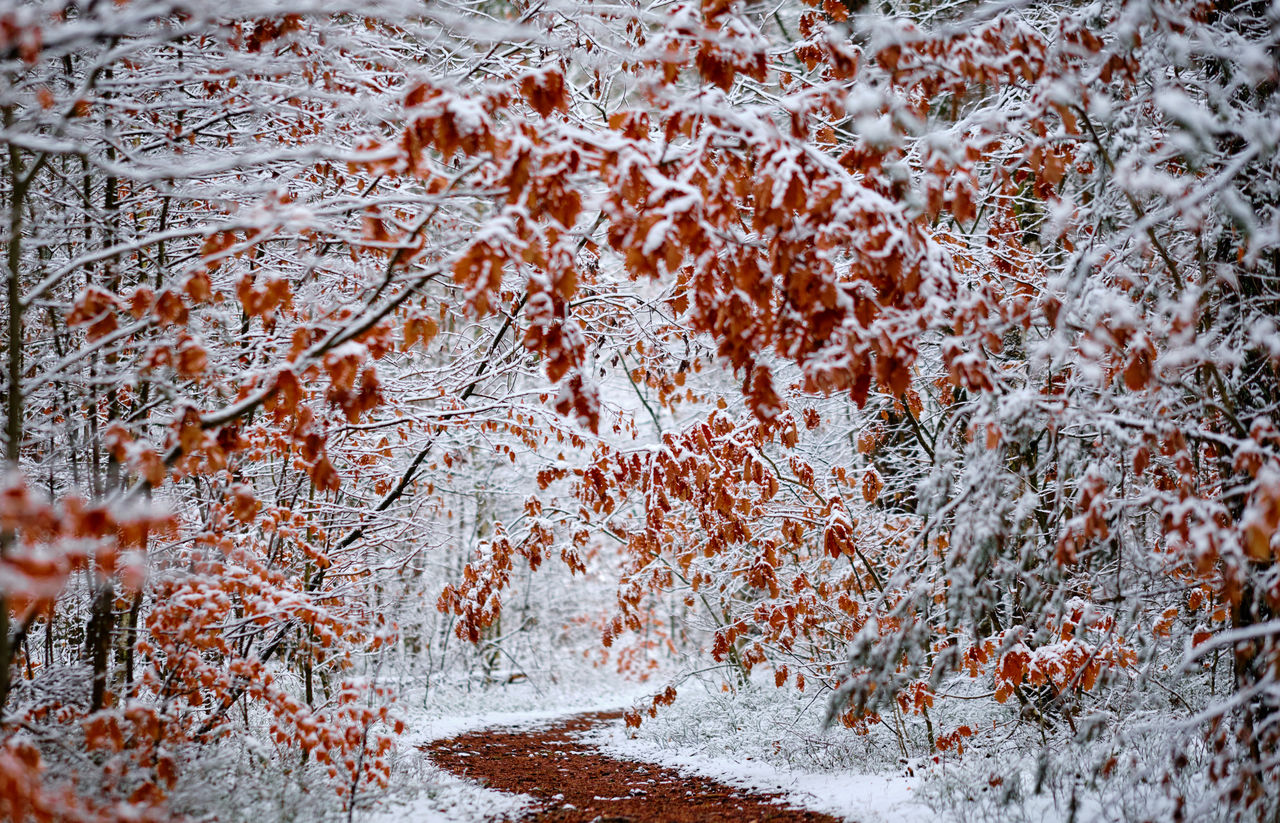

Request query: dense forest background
[{"left": 2, "top": 0, "right": 1279, "bottom": 820}]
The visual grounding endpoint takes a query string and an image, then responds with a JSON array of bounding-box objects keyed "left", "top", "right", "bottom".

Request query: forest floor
[
  {"left": 368, "top": 676, "right": 929, "bottom": 823},
  {"left": 425, "top": 709, "right": 843, "bottom": 822}
]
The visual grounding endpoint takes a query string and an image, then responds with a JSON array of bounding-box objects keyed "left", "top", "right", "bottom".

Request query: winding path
[{"left": 426, "top": 710, "right": 842, "bottom": 823}]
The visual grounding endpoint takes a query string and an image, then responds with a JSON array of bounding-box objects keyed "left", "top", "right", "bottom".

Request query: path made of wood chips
[{"left": 426, "top": 710, "right": 843, "bottom": 823}]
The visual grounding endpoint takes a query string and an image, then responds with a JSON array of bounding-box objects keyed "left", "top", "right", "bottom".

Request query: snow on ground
[
  {"left": 366, "top": 667, "right": 933, "bottom": 823},
  {"left": 363, "top": 762, "right": 534, "bottom": 823},
  {"left": 578, "top": 674, "right": 936, "bottom": 822},
  {"left": 583, "top": 718, "right": 930, "bottom": 823},
  {"left": 362, "top": 673, "right": 656, "bottom": 822}
]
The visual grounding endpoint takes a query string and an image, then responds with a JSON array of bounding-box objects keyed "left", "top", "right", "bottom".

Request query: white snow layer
[{"left": 583, "top": 720, "right": 930, "bottom": 823}]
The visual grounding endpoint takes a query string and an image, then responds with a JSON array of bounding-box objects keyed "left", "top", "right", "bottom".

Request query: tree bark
[{"left": 1, "top": 102, "right": 28, "bottom": 712}]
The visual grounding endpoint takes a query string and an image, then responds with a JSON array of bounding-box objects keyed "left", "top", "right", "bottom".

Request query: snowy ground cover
[
  {"left": 363, "top": 763, "right": 534, "bottom": 823},
  {"left": 168, "top": 657, "right": 1225, "bottom": 823},
  {"left": 363, "top": 670, "right": 655, "bottom": 822},
  {"left": 362, "top": 667, "right": 936, "bottom": 823},
  {"left": 580, "top": 678, "right": 931, "bottom": 823},
  {"left": 588, "top": 721, "right": 927, "bottom": 823}
]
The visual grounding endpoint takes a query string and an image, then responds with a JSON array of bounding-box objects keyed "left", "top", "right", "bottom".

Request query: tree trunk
[
  {"left": 1, "top": 103, "right": 28, "bottom": 712},
  {"left": 85, "top": 583, "right": 114, "bottom": 712}
]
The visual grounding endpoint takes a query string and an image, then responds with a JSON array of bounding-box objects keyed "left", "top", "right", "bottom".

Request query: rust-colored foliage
[{"left": 3, "top": 0, "right": 1280, "bottom": 818}]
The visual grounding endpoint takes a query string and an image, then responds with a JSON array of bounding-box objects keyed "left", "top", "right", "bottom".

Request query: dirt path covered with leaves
[{"left": 426, "top": 710, "right": 842, "bottom": 823}]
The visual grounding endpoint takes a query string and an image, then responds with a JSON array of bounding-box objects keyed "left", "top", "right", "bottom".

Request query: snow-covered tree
[{"left": 3, "top": 0, "right": 1279, "bottom": 819}]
